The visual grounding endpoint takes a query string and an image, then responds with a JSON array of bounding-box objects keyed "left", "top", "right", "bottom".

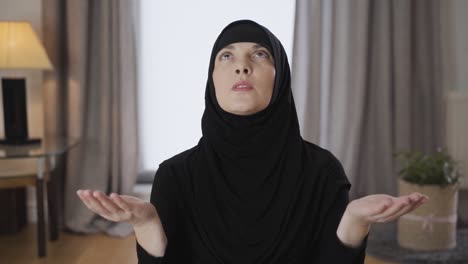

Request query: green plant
[{"left": 395, "top": 148, "right": 462, "bottom": 186}]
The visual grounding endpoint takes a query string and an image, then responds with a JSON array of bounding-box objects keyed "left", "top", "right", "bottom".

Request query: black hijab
[{"left": 187, "top": 20, "right": 350, "bottom": 263}]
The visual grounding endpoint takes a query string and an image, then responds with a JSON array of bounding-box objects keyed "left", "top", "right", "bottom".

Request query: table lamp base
[
  {"left": 0, "top": 138, "right": 42, "bottom": 145},
  {"left": 1, "top": 78, "right": 41, "bottom": 146}
]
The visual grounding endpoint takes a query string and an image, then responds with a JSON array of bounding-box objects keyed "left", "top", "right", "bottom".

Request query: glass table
[{"left": 0, "top": 138, "right": 79, "bottom": 257}]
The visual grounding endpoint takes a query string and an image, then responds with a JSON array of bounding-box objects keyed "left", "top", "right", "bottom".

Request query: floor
[
  {"left": 0, "top": 224, "right": 137, "bottom": 264},
  {"left": 0, "top": 224, "right": 396, "bottom": 264}
]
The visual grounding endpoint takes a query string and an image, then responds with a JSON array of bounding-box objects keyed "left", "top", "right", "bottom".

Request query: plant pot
[{"left": 397, "top": 179, "right": 459, "bottom": 251}]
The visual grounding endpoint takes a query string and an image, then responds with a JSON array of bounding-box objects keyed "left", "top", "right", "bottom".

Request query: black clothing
[
  {"left": 137, "top": 20, "right": 368, "bottom": 263},
  {"left": 136, "top": 143, "right": 367, "bottom": 264},
  {"left": 213, "top": 22, "right": 273, "bottom": 60}
]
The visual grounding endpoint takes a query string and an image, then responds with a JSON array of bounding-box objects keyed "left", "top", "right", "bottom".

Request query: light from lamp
[{"left": 0, "top": 21, "right": 53, "bottom": 70}]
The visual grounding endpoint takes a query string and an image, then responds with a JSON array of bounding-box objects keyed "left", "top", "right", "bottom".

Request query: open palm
[
  {"left": 347, "top": 192, "right": 429, "bottom": 225},
  {"left": 77, "top": 190, "right": 159, "bottom": 227}
]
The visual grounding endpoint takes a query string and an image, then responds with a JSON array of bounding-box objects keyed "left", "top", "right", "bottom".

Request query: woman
[{"left": 77, "top": 20, "right": 428, "bottom": 263}]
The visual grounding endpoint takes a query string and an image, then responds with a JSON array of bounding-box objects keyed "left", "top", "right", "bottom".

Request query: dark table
[{"left": 0, "top": 138, "right": 78, "bottom": 257}]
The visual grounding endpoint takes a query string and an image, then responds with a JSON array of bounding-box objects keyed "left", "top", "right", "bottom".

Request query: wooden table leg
[
  {"left": 46, "top": 156, "right": 59, "bottom": 241},
  {"left": 56, "top": 154, "right": 66, "bottom": 229},
  {"left": 36, "top": 158, "right": 46, "bottom": 257}
]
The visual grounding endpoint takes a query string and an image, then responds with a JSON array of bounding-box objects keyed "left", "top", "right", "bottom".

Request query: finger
[
  {"left": 408, "top": 193, "right": 424, "bottom": 203},
  {"left": 396, "top": 193, "right": 426, "bottom": 212},
  {"left": 110, "top": 193, "right": 131, "bottom": 211},
  {"left": 376, "top": 194, "right": 429, "bottom": 223},
  {"left": 77, "top": 189, "right": 85, "bottom": 200},
  {"left": 371, "top": 197, "right": 410, "bottom": 222},
  {"left": 407, "top": 193, "right": 430, "bottom": 204},
  {"left": 379, "top": 196, "right": 425, "bottom": 222},
  {"left": 77, "top": 189, "right": 98, "bottom": 209},
  {"left": 93, "top": 191, "right": 125, "bottom": 214},
  {"left": 82, "top": 189, "right": 112, "bottom": 215},
  {"left": 367, "top": 197, "right": 393, "bottom": 216},
  {"left": 396, "top": 195, "right": 429, "bottom": 216},
  {"left": 77, "top": 190, "right": 95, "bottom": 209}
]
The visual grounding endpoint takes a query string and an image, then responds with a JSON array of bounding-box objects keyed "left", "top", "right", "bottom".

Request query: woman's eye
[
  {"left": 220, "top": 52, "right": 232, "bottom": 60},
  {"left": 254, "top": 51, "right": 269, "bottom": 58}
]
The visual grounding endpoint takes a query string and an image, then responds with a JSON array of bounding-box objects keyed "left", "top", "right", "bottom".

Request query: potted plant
[{"left": 396, "top": 148, "right": 462, "bottom": 251}]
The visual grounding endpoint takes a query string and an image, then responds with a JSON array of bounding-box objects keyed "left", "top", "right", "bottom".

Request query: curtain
[
  {"left": 292, "top": 0, "right": 446, "bottom": 199},
  {"left": 42, "top": 0, "right": 139, "bottom": 236}
]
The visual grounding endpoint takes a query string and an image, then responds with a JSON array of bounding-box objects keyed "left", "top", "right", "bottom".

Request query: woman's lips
[{"left": 232, "top": 80, "right": 253, "bottom": 91}]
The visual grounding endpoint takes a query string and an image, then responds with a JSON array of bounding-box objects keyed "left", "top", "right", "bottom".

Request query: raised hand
[
  {"left": 76, "top": 190, "right": 158, "bottom": 227},
  {"left": 346, "top": 192, "right": 429, "bottom": 225},
  {"left": 337, "top": 192, "right": 429, "bottom": 248},
  {"left": 76, "top": 189, "right": 167, "bottom": 256}
]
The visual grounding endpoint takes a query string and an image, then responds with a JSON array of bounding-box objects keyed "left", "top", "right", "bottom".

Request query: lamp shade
[{"left": 0, "top": 21, "right": 53, "bottom": 70}]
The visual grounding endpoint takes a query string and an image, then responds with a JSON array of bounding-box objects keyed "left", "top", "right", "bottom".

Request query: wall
[
  {"left": 0, "top": 0, "right": 45, "bottom": 223},
  {"left": 139, "top": 0, "right": 296, "bottom": 172}
]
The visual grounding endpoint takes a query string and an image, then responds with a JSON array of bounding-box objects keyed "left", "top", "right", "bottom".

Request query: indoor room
[{"left": 0, "top": 0, "right": 467, "bottom": 263}]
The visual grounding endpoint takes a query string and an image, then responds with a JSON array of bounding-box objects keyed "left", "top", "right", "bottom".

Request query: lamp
[{"left": 0, "top": 21, "right": 53, "bottom": 145}]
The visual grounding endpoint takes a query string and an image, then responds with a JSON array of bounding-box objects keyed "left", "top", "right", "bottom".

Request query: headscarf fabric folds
[{"left": 183, "top": 20, "right": 351, "bottom": 263}]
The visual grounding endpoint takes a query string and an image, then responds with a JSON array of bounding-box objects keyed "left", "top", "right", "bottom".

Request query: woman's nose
[
  {"left": 235, "top": 68, "right": 250, "bottom": 75},
  {"left": 235, "top": 60, "right": 252, "bottom": 75}
]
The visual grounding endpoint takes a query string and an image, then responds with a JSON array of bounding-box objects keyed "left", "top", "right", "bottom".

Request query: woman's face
[{"left": 212, "top": 42, "right": 275, "bottom": 115}]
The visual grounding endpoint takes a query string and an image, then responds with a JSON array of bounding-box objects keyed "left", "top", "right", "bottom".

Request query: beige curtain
[
  {"left": 42, "top": 0, "right": 139, "bottom": 236},
  {"left": 292, "top": 0, "right": 446, "bottom": 199}
]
